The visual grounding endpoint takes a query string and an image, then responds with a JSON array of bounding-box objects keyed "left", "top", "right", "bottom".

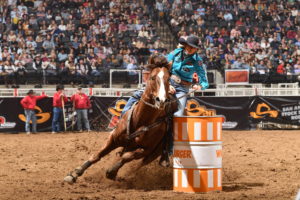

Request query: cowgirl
[{"left": 168, "top": 35, "right": 209, "bottom": 116}]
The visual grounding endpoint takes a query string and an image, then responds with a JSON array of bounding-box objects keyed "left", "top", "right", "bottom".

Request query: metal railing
[{"left": 109, "top": 69, "right": 142, "bottom": 89}]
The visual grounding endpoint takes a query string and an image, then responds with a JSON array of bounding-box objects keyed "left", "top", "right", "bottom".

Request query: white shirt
[
  {"left": 58, "top": 24, "right": 66, "bottom": 31},
  {"left": 4, "top": 65, "right": 16, "bottom": 73},
  {"left": 224, "top": 13, "right": 233, "bottom": 21},
  {"left": 8, "top": 0, "right": 17, "bottom": 6},
  {"left": 156, "top": 2, "right": 163, "bottom": 11},
  {"left": 17, "top": 5, "right": 27, "bottom": 13}
]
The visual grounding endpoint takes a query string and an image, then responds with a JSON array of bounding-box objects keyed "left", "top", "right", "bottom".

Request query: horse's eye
[{"left": 151, "top": 76, "right": 156, "bottom": 80}]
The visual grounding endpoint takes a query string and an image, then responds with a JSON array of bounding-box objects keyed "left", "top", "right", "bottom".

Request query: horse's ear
[{"left": 148, "top": 55, "right": 156, "bottom": 65}]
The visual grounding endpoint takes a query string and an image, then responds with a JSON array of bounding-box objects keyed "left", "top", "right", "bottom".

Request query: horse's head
[{"left": 144, "top": 55, "right": 171, "bottom": 109}]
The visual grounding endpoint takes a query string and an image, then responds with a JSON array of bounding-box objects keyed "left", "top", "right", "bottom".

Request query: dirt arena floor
[{"left": 0, "top": 130, "right": 300, "bottom": 200}]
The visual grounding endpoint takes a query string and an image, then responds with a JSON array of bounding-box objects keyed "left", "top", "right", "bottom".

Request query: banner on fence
[{"left": 1, "top": 96, "right": 300, "bottom": 133}]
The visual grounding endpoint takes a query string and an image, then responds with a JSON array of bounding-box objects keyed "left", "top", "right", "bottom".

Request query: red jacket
[
  {"left": 53, "top": 91, "right": 68, "bottom": 108},
  {"left": 21, "top": 95, "right": 47, "bottom": 110},
  {"left": 277, "top": 64, "right": 286, "bottom": 74},
  {"left": 71, "top": 93, "right": 91, "bottom": 109}
]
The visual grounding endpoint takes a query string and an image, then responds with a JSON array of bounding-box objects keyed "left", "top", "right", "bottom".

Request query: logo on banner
[
  {"left": 185, "top": 99, "right": 217, "bottom": 116},
  {"left": 18, "top": 106, "right": 51, "bottom": 124},
  {"left": 0, "top": 116, "right": 16, "bottom": 129},
  {"left": 107, "top": 99, "right": 127, "bottom": 129},
  {"left": 250, "top": 103, "right": 278, "bottom": 119}
]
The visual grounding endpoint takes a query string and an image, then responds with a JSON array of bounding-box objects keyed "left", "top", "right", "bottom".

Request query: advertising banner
[
  {"left": 1, "top": 96, "right": 300, "bottom": 133},
  {"left": 225, "top": 69, "right": 249, "bottom": 84}
]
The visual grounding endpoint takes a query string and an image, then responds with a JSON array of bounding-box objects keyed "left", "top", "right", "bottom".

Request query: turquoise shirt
[{"left": 167, "top": 48, "right": 209, "bottom": 90}]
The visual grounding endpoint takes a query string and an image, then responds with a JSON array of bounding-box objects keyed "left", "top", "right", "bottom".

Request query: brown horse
[{"left": 64, "top": 55, "right": 177, "bottom": 184}]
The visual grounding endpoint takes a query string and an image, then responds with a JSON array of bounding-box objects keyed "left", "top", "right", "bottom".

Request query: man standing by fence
[
  {"left": 20, "top": 90, "right": 47, "bottom": 134},
  {"left": 71, "top": 87, "right": 91, "bottom": 132},
  {"left": 52, "top": 85, "right": 68, "bottom": 134}
]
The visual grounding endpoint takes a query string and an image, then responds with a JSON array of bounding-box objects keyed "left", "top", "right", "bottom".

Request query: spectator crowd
[
  {"left": 158, "top": 0, "right": 300, "bottom": 83},
  {"left": 2, "top": 0, "right": 300, "bottom": 87},
  {"left": 0, "top": 0, "right": 164, "bottom": 87}
]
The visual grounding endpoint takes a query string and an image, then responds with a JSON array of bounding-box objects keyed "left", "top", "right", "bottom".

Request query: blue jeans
[
  {"left": 76, "top": 109, "right": 90, "bottom": 131},
  {"left": 24, "top": 109, "right": 36, "bottom": 132},
  {"left": 170, "top": 79, "right": 190, "bottom": 116},
  {"left": 121, "top": 90, "right": 144, "bottom": 115},
  {"left": 52, "top": 107, "right": 62, "bottom": 132},
  {"left": 91, "top": 70, "right": 101, "bottom": 77}
]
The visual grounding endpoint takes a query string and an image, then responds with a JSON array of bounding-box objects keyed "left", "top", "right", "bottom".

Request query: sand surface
[{"left": 0, "top": 130, "right": 299, "bottom": 200}]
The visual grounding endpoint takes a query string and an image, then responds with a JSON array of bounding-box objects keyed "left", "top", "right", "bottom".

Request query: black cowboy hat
[
  {"left": 178, "top": 35, "right": 201, "bottom": 49},
  {"left": 56, "top": 84, "right": 64, "bottom": 91},
  {"left": 27, "top": 89, "right": 35, "bottom": 95}
]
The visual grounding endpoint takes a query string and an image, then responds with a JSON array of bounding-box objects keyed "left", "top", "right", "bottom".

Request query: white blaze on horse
[{"left": 64, "top": 55, "right": 178, "bottom": 183}]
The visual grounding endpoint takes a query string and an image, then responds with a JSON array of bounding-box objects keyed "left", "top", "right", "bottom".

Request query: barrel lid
[
  {"left": 174, "top": 116, "right": 224, "bottom": 119},
  {"left": 174, "top": 141, "right": 222, "bottom": 145}
]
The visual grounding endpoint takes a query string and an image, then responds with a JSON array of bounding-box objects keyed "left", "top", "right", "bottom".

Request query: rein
[
  {"left": 140, "top": 89, "right": 197, "bottom": 110},
  {"left": 127, "top": 116, "right": 170, "bottom": 140},
  {"left": 125, "top": 95, "right": 175, "bottom": 141},
  {"left": 125, "top": 89, "right": 197, "bottom": 139},
  {"left": 140, "top": 97, "right": 165, "bottom": 110}
]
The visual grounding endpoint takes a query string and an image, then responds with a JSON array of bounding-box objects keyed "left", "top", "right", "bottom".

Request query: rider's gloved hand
[
  {"left": 192, "top": 84, "right": 202, "bottom": 91},
  {"left": 169, "top": 85, "right": 176, "bottom": 94}
]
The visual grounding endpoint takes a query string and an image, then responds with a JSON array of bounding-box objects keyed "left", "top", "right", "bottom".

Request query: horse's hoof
[
  {"left": 106, "top": 169, "right": 117, "bottom": 180},
  {"left": 159, "top": 157, "right": 171, "bottom": 168},
  {"left": 64, "top": 175, "right": 76, "bottom": 184}
]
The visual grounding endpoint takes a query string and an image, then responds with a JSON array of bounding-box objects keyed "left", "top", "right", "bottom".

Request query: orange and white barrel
[{"left": 173, "top": 116, "right": 223, "bottom": 193}]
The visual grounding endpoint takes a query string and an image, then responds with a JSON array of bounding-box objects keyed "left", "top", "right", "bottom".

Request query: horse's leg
[
  {"left": 106, "top": 148, "right": 145, "bottom": 180},
  {"left": 141, "top": 142, "right": 163, "bottom": 167},
  {"left": 64, "top": 133, "right": 118, "bottom": 184}
]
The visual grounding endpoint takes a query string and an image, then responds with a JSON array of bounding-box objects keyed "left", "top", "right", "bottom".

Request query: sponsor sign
[
  {"left": 225, "top": 69, "right": 249, "bottom": 84},
  {"left": 0, "top": 116, "right": 16, "bottom": 129},
  {"left": 280, "top": 102, "right": 300, "bottom": 123}
]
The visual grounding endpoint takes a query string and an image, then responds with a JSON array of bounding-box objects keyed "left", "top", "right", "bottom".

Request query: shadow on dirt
[{"left": 222, "top": 182, "right": 264, "bottom": 192}]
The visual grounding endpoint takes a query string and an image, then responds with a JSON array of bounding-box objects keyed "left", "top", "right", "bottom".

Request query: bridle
[{"left": 140, "top": 85, "right": 197, "bottom": 110}]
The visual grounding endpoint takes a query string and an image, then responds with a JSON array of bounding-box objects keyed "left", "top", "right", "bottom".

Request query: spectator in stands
[
  {"left": 255, "top": 60, "right": 268, "bottom": 74},
  {"left": 15, "top": 60, "right": 26, "bottom": 85},
  {"left": 71, "top": 87, "right": 91, "bottom": 132},
  {"left": 293, "top": 59, "right": 300, "bottom": 74},
  {"left": 3, "top": 60, "right": 15, "bottom": 87},
  {"left": 277, "top": 60, "right": 286, "bottom": 75},
  {"left": 76, "top": 58, "right": 89, "bottom": 84},
  {"left": 20, "top": 90, "right": 47, "bottom": 134},
  {"left": 44, "top": 57, "right": 57, "bottom": 76},
  {"left": 90, "top": 60, "right": 101, "bottom": 77},
  {"left": 52, "top": 85, "right": 68, "bottom": 134}
]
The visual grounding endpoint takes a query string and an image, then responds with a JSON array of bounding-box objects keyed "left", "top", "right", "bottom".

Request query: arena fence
[{"left": 1, "top": 95, "right": 300, "bottom": 133}]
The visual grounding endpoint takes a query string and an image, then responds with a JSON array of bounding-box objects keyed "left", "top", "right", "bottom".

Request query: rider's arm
[{"left": 193, "top": 56, "right": 209, "bottom": 90}]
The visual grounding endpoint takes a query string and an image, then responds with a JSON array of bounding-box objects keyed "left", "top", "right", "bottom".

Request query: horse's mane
[{"left": 145, "top": 55, "right": 171, "bottom": 71}]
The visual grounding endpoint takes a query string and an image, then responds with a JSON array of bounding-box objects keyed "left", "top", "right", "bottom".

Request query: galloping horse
[{"left": 64, "top": 55, "right": 178, "bottom": 184}]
